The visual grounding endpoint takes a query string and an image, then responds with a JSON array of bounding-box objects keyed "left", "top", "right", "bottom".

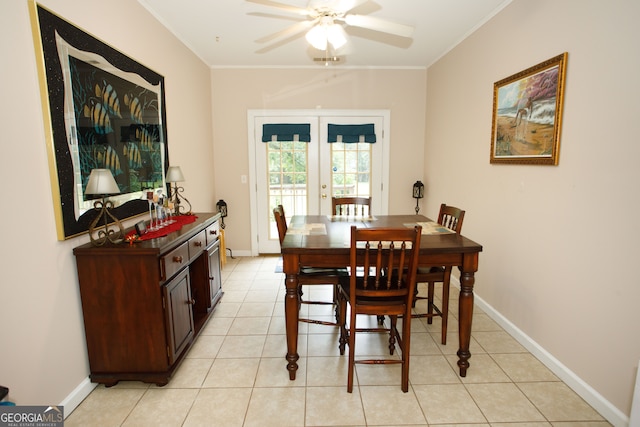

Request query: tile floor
[{"left": 66, "top": 255, "right": 611, "bottom": 426}]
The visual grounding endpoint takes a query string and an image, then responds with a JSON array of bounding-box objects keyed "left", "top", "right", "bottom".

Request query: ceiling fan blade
[
  {"left": 333, "top": 0, "right": 369, "bottom": 14},
  {"left": 255, "top": 19, "right": 316, "bottom": 44},
  {"left": 246, "top": 0, "right": 312, "bottom": 16},
  {"left": 343, "top": 14, "right": 414, "bottom": 38}
]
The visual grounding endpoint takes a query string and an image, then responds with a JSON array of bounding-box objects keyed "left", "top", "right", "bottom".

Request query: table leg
[
  {"left": 458, "top": 272, "right": 475, "bottom": 377},
  {"left": 284, "top": 270, "right": 300, "bottom": 380},
  {"left": 457, "top": 254, "right": 478, "bottom": 377}
]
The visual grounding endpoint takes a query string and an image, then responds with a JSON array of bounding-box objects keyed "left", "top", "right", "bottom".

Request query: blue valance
[
  {"left": 327, "top": 123, "right": 376, "bottom": 143},
  {"left": 262, "top": 124, "right": 311, "bottom": 142}
]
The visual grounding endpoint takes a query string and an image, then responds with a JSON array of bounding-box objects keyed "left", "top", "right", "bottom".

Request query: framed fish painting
[
  {"left": 29, "top": 2, "right": 169, "bottom": 240},
  {"left": 490, "top": 53, "right": 567, "bottom": 165}
]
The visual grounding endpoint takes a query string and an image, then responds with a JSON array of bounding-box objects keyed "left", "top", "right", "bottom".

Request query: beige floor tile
[
  {"left": 550, "top": 422, "right": 612, "bottom": 426},
  {"left": 471, "top": 312, "right": 503, "bottom": 331},
  {"left": 359, "top": 385, "right": 428, "bottom": 425},
  {"left": 65, "top": 387, "right": 145, "bottom": 427},
  {"left": 305, "top": 386, "right": 366, "bottom": 426},
  {"left": 236, "top": 301, "right": 276, "bottom": 317},
  {"left": 121, "top": 388, "right": 199, "bottom": 426},
  {"left": 355, "top": 362, "right": 402, "bottom": 387},
  {"left": 306, "top": 356, "right": 351, "bottom": 387},
  {"left": 217, "top": 334, "right": 266, "bottom": 358},
  {"left": 492, "top": 353, "right": 559, "bottom": 382},
  {"left": 410, "top": 331, "right": 443, "bottom": 355},
  {"left": 413, "top": 384, "right": 487, "bottom": 424},
  {"left": 445, "top": 353, "right": 511, "bottom": 383},
  {"left": 244, "top": 289, "right": 280, "bottom": 302},
  {"left": 466, "top": 383, "right": 546, "bottom": 422},
  {"left": 185, "top": 335, "right": 224, "bottom": 358},
  {"left": 409, "top": 355, "right": 462, "bottom": 385},
  {"left": 263, "top": 333, "right": 308, "bottom": 358},
  {"left": 473, "top": 330, "right": 527, "bottom": 353},
  {"left": 220, "top": 289, "right": 248, "bottom": 302},
  {"left": 202, "top": 357, "right": 260, "bottom": 387},
  {"left": 227, "top": 316, "right": 271, "bottom": 335},
  {"left": 199, "top": 315, "right": 233, "bottom": 335},
  {"left": 212, "top": 301, "right": 241, "bottom": 317},
  {"left": 518, "top": 382, "right": 605, "bottom": 422},
  {"left": 254, "top": 356, "right": 307, "bottom": 387},
  {"left": 164, "top": 358, "right": 212, "bottom": 388},
  {"left": 66, "top": 256, "right": 612, "bottom": 427},
  {"left": 307, "top": 331, "right": 343, "bottom": 356},
  {"left": 244, "top": 387, "right": 306, "bottom": 427},
  {"left": 183, "top": 388, "right": 251, "bottom": 427}
]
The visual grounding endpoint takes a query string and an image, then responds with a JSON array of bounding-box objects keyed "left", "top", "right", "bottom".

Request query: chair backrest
[
  {"left": 273, "top": 205, "right": 287, "bottom": 245},
  {"left": 347, "top": 225, "right": 422, "bottom": 302},
  {"left": 437, "top": 203, "right": 465, "bottom": 234},
  {"left": 332, "top": 196, "right": 372, "bottom": 216}
]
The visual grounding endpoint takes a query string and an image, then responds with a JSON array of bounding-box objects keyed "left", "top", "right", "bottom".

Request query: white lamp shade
[
  {"left": 85, "top": 169, "right": 120, "bottom": 195},
  {"left": 166, "top": 166, "right": 185, "bottom": 182},
  {"left": 305, "top": 25, "right": 327, "bottom": 50},
  {"left": 326, "top": 24, "right": 347, "bottom": 49}
]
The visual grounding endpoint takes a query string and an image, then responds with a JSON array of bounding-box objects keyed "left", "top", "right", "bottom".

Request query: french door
[{"left": 249, "top": 110, "right": 389, "bottom": 254}]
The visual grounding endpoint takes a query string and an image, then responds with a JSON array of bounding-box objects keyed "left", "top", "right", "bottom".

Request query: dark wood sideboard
[{"left": 73, "top": 212, "right": 223, "bottom": 386}]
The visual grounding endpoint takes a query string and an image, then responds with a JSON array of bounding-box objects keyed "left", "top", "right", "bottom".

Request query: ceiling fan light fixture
[
  {"left": 305, "top": 21, "right": 346, "bottom": 51},
  {"left": 305, "top": 24, "right": 328, "bottom": 50},
  {"left": 326, "top": 23, "right": 347, "bottom": 49}
]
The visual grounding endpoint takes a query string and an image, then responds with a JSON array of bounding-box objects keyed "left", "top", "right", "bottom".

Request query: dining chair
[
  {"left": 412, "top": 203, "right": 465, "bottom": 344},
  {"left": 331, "top": 196, "right": 372, "bottom": 216},
  {"left": 337, "top": 225, "right": 422, "bottom": 392},
  {"left": 273, "top": 205, "right": 345, "bottom": 326}
]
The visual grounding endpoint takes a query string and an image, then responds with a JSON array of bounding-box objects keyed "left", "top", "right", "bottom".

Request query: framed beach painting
[
  {"left": 29, "top": 2, "right": 169, "bottom": 240},
  {"left": 490, "top": 53, "right": 567, "bottom": 165}
]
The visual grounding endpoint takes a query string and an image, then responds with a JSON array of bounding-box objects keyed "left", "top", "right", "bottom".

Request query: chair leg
[
  {"left": 427, "top": 282, "right": 435, "bottom": 324},
  {"left": 441, "top": 272, "right": 452, "bottom": 345},
  {"left": 338, "top": 294, "right": 348, "bottom": 355},
  {"left": 401, "top": 311, "right": 411, "bottom": 393},
  {"left": 388, "top": 315, "right": 397, "bottom": 355},
  {"left": 347, "top": 308, "right": 357, "bottom": 393}
]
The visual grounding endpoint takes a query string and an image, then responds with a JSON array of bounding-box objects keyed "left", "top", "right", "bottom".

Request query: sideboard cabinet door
[{"left": 163, "top": 268, "right": 195, "bottom": 364}]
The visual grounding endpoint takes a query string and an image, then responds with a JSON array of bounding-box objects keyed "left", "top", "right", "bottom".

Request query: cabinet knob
[
  {"left": 172, "top": 256, "right": 183, "bottom": 264},
  {"left": 194, "top": 241, "right": 203, "bottom": 247},
  {"left": 187, "top": 299, "right": 195, "bottom": 305},
  {"left": 209, "top": 230, "right": 217, "bottom": 235}
]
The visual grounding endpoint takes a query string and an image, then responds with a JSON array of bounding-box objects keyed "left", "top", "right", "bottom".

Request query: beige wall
[
  {"left": 211, "top": 68, "right": 426, "bottom": 252},
  {"left": 0, "top": 0, "right": 215, "bottom": 406},
  {"left": 425, "top": 0, "right": 640, "bottom": 419}
]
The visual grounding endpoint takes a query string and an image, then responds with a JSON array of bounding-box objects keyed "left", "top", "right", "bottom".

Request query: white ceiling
[{"left": 138, "top": 0, "right": 511, "bottom": 68}]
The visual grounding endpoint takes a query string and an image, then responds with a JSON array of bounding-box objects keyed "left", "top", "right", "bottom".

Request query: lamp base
[{"left": 88, "top": 199, "right": 125, "bottom": 246}]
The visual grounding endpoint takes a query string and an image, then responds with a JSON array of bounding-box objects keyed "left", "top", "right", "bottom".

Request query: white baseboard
[
  {"left": 453, "top": 278, "right": 629, "bottom": 427},
  {"left": 60, "top": 377, "right": 96, "bottom": 419}
]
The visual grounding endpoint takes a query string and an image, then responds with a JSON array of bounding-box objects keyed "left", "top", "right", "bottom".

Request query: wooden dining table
[{"left": 280, "top": 214, "right": 483, "bottom": 380}]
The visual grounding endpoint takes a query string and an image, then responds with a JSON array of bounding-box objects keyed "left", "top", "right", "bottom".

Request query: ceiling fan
[{"left": 246, "top": 0, "right": 415, "bottom": 52}]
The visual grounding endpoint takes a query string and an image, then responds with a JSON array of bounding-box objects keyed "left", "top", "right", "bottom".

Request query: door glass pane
[
  {"left": 267, "top": 140, "right": 308, "bottom": 240},
  {"left": 331, "top": 142, "right": 371, "bottom": 197}
]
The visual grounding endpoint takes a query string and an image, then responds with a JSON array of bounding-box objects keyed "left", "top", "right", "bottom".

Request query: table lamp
[
  {"left": 85, "top": 168, "right": 125, "bottom": 246},
  {"left": 412, "top": 180, "right": 424, "bottom": 214},
  {"left": 166, "top": 165, "right": 192, "bottom": 215}
]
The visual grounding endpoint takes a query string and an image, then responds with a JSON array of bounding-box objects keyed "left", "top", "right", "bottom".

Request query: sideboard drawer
[
  {"left": 188, "top": 230, "right": 207, "bottom": 262},
  {"left": 162, "top": 241, "right": 189, "bottom": 282},
  {"left": 205, "top": 221, "right": 220, "bottom": 246}
]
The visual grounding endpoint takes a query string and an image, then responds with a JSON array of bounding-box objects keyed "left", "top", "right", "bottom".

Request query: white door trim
[{"left": 247, "top": 109, "right": 390, "bottom": 256}]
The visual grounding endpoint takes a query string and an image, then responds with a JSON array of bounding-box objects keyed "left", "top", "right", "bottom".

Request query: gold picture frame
[
  {"left": 29, "top": 2, "right": 169, "bottom": 240},
  {"left": 490, "top": 53, "right": 568, "bottom": 165}
]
